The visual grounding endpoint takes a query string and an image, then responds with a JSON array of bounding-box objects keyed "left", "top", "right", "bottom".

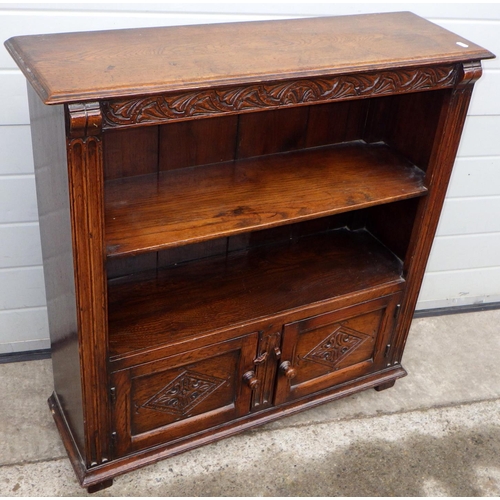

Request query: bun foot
[
  {"left": 87, "top": 478, "right": 113, "bottom": 493},
  {"left": 374, "top": 380, "right": 396, "bottom": 392}
]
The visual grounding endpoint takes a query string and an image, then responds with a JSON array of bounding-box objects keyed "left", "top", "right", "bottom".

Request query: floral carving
[
  {"left": 304, "top": 325, "right": 371, "bottom": 369},
  {"left": 102, "top": 65, "right": 457, "bottom": 128},
  {"left": 141, "top": 370, "right": 225, "bottom": 416}
]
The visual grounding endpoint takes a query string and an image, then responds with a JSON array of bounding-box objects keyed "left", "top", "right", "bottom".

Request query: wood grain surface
[
  {"left": 4, "top": 12, "right": 494, "bottom": 104},
  {"left": 105, "top": 140, "right": 427, "bottom": 256},
  {"left": 10, "top": 11, "right": 493, "bottom": 491},
  {"left": 107, "top": 228, "right": 404, "bottom": 358}
]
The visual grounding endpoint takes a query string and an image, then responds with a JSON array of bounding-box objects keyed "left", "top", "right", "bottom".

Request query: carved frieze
[{"left": 102, "top": 64, "right": 458, "bottom": 129}]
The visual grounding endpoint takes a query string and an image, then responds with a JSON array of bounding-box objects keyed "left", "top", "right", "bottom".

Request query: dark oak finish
[
  {"left": 107, "top": 229, "right": 405, "bottom": 360},
  {"left": 392, "top": 66, "right": 483, "bottom": 367},
  {"left": 274, "top": 294, "right": 401, "bottom": 405},
  {"left": 375, "top": 380, "right": 397, "bottom": 392},
  {"left": 27, "top": 86, "right": 85, "bottom": 458},
  {"left": 159, "top": 115, "right": 238, "bottom": 171},
  {"left": 5, "top": 13, "right": 492, "bottom": 104},
  {"left": 54, "top": 364, "right": 408, "bottom": 490},
  {"left": 66, "top": 112, "right": 110, "bottom": 468},
  {"left": 112, "top": 333, "right": 258, "bottom": 455},
  {"left": 98, "top": 64, "right": 459, "bottom": 129},
  {"left": 105, "top": 141, "right": 427, "bottom": 257},
  {"left": 7, "top": 13, "right": 493, "bottom": 491},
  {"left": 103, "top": 126, "right": 159, "bottom": 180}
]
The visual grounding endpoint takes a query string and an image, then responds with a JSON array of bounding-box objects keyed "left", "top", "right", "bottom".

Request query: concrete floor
[{"left": 1, "top": 309, "right": 499, "bottom": 496}]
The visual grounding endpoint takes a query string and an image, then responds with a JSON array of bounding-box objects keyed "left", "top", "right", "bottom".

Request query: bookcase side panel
[
  {"left": 27, "top": 84, "right": 85, "bottom": 460},
  {"left": 393, "top": 64, "right": 482, "bottom": 366}
]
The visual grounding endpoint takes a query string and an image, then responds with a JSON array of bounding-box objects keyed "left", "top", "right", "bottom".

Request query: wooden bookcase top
[{"left": 5, "top": 12, "right": 494, "bottom": 104}]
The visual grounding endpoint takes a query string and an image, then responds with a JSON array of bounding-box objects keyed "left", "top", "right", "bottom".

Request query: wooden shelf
[
  {"left": 107, "top": 228, "right": 405, "bottom": 359},
  {"left": 105, "top": 140, "right": 427, "bottom": 257}
]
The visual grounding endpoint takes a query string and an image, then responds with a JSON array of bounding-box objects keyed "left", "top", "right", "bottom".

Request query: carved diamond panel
[
  {"left": 304, "top": 325, "right": 371, "bottom": 369},
  {"left": 141, "top": 370, "right": 225, "bottom": 415}
]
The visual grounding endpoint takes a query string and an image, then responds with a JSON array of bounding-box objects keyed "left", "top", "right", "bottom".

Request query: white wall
[{"left": 1, "top": 3, "right": 499, "bottom": 353}]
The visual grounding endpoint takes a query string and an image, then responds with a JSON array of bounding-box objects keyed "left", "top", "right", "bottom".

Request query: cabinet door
[
  {"left": 274, "top": 294, "right": 401, "bottom": 405},
  {"left": 111, "top": 332, "right": 258, "bottom": 456}
]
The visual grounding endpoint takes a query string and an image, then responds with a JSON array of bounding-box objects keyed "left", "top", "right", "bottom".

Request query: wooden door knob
[
  {"left": 242, "top": 370, "right": 259, "bottom": 390},
  {"left": 280, "top": 361, "right": 297, "bottom": 380}
]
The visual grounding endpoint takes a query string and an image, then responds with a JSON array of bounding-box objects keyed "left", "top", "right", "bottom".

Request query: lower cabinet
[
  {"left": 110, "top": 333, "right": 259, "bottom": 456},
  {"left": 274, "top": 294, "right": 401, "bottom": 405},
  {"left": 110, "top": 293, "right": 401, "bottom": 458}
]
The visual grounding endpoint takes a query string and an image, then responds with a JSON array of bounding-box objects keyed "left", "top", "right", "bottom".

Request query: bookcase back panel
[
  {"left": 381, "top": 89, "right": 450, "bottom": 171},
  {"left": 102, "top": 90, "right": 447, "bottom": 184},
  {"left": 363, "top": 198, "right": 421, "bottom": 264},
  {"left": 102, "top": 100, "right": 372, "bottom": 181},
  {"left": 103, "top": 126, "right": 159, "bottom": 180},
  {"left": 159, "top": 115, "right": 239, "bottom": 171}
]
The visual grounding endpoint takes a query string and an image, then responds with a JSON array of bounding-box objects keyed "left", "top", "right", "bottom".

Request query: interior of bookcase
[{"left": 103, "top": 89, "right": 448, "bottom": 358}]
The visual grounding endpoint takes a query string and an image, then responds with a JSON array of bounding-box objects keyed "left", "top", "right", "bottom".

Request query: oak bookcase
[{"left": 5, "top": 12, "right": 494, "bottom": 491}]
